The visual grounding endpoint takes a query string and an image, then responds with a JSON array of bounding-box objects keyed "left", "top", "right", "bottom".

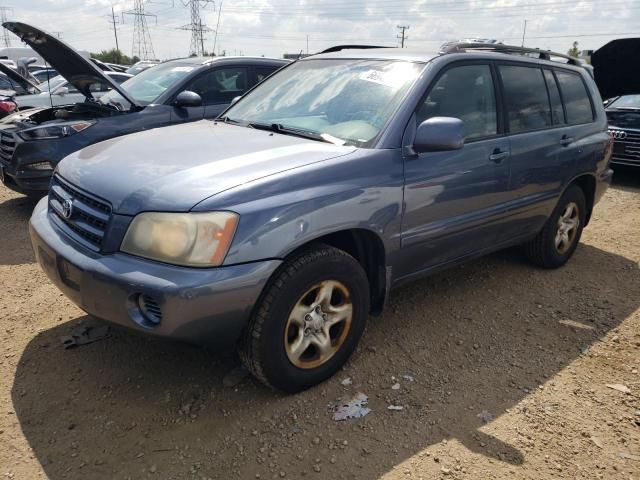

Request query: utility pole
[
  {"left": 396, "top": 24, "right": 409, "bottom": 48},
  {"left": 108, "top": 5, "right": 120, "bottom": 51},
  {"left": 0, "top": 6, "right": 13, "bottom": 48},
  {"left": 124, "top": 0, "right": 156, "bottom": 60},
  {"left": 521, "top": 19, "right": 528, "bottom": 47},
  {"left": 179, "top": 0, "right": 215, "bottom": 57},
  {"left": 212, "top": 0, "right": 223, "bottom": 56}
]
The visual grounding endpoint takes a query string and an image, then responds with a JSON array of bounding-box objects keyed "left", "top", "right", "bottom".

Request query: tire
[
  {"left": 239, "top": 244, "right": 370, "bottom": 393},
  {"left": 524, "top": 185, "right": 586, "bottom": 269}
]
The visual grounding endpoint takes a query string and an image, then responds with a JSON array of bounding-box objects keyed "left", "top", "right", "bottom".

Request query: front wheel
[
  {"left": 524, "top": 185, "right": 586, "bottom": 268},
  {"left": 239, "top": 245, "right": 370, "bottom": 393}
]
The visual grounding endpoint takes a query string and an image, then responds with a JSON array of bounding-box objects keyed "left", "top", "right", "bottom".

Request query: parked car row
[
  {"left": 0, "top": 23, "right": 287, "bottom": 196},
  {"left": 0, "top": 20, "right": 611, "bottom": 392}
]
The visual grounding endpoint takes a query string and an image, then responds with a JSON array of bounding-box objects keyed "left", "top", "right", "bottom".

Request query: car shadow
[
  {"left": 10, "top": 242, "right": 639, "bottom": 479},
  {"left": 0, "top": 195, "right": 39, "bottom": 265},
  {"left": 611, "top": 165, "right": 640, "bottom": 192}
]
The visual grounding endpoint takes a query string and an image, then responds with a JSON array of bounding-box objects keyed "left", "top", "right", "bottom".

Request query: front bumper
[
  {"left": 0, "top": 160, "right": 52, "bottom": 195},
  {"left": 30, "top": 198, "right": 282, "bottom": 348}
]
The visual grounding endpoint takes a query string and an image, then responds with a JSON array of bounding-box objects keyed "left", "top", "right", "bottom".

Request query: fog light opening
[{"left": 137, "top": 294, "right": 163, "bottom": 325}]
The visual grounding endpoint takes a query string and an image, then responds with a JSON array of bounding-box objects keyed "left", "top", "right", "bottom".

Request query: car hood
[
  {"left": 57, "top": 121, "right": 357, "bottom": 215},
  {"left": 2, "top": 22, "right": 138, "bottom": 106},
  {"left": 592, "top": 38, "right": 640, "bottom": 100},
  {"left": 606, "top": 110, "right": 640, "bottom": 130},
  {"left": 0, "top": 62, "right": 40, "bottom": 93}
]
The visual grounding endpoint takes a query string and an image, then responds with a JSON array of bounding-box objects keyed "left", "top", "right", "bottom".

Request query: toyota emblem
[
  {"left": 608, "top": 129, "right": 627, "bottom": 140},
  {"left": 62, "top": 198, "right": 74, "bottom": 219}
]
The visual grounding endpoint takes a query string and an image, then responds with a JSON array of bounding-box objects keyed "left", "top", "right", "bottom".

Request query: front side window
[
  {"left": 555, "top": 70, "right": 594, "bottom": 124},
  {"left": 185, "top": 67, "right": 248, "bottom": 105},
  {"left": 417, "top": 64, "right": 497, "bottom": 141},
  {"left": 500, "top": 65, "right": 552, "bottom": 133},
  {"left": 225, "top": 59, "right": 424, "bottom": 147}
]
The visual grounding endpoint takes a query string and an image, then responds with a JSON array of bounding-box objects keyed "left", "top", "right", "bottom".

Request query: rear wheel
[
  {"left": 239, "top": 245, "right": 370, "bottom": 393},
  {"left": 524, "top": 185, "right": 586, "bottom": 268}
]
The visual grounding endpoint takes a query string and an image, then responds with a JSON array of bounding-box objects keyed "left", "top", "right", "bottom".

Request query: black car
[
  {"left": 0, "top": 22, "right": 288, "bottom": 196},
  {"left": 592, "top": 38, "right": 640, "bottom": 168},
  {"left": 605, "top": 95, "right": 640, "bottom": 167}
]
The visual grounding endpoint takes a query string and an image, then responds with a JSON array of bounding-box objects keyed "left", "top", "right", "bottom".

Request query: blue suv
[{"left": 30, "top": 44, "right": 613, "bottom": 392}]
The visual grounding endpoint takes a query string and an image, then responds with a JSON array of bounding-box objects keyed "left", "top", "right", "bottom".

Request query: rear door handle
[
  {"left": 489, "top": 150, "right": 509, "bottom": 163},
  {"left": 560, "top": 136, "right": 574, "bottom": 146}
]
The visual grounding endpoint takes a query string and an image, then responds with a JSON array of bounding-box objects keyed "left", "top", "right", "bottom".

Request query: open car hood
[
  {"left": 0, "top": 61, "right": 40, "bottom": 93},
  {"left": 592, "top": 38, "right": 640, "bottom": 100},
  {"left": 2, "top": 22, "right": 138, "bottom": 106}
]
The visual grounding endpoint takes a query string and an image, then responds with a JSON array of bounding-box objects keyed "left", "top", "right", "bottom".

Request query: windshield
[
  {"left": 39, "top": 75, "right": 66, "bottom": 92},
  {"left": 608, "top": 95, "right": 640, "bottom": 109},
  {"left": 99, "top": 62, "right": 198, "bottom": 108},
  {"left": 224, "top": 59, "right": 424, "bottom": 147}
]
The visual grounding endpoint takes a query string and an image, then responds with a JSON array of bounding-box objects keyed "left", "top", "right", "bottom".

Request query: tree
[
  {"left": 567, "top": 41, "right": 580, "bottom": 57},
  {"left": 90, "top": 49, "right": 139, "bottom": 65}
]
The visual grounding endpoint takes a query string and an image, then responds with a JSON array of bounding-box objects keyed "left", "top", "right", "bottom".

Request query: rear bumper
[{"left": 30, "top": 198, "right": 281, "bottom": 348}]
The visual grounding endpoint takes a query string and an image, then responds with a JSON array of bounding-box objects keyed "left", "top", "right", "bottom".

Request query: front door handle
[
  {"left": 489, "top": 149, "right": 509, "bottom": 163},
  {"left": 560, "top": 135, "right": 574, "bottom": 146}
]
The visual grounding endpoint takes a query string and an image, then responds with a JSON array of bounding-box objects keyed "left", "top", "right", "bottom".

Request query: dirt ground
[{"left": 0, "top": 171, "right": 639, "bottom": 480}]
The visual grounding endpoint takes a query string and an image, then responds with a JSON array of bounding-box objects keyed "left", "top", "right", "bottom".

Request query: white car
[{"left": 14, "top": 71, "right": 132, "bottom": 109}]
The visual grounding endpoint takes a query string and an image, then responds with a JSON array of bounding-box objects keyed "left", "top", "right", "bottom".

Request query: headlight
[
  {"left": 121, "top": 211, "right": 239, "bottom": 267},
  {"left": 17, "top": 121, "right": 94, "bottom": 141}
]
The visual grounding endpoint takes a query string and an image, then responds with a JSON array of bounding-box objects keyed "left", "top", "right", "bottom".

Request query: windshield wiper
[
  {"left": 217, "top": 116, "right": 246, "bottom": 125},
  {"left": 610, "top": 107, "right": 640, "bottom": 111},
  {"left": 247, "top": 122, "right": 346, "bottom": 146}
]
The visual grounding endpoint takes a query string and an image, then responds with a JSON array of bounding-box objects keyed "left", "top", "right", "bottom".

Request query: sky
[{"left": 5, "top": 0, "right": 638, "bottom": 61}]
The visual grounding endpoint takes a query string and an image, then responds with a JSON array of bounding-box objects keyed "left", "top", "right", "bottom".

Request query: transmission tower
[
  {"left": 124, "top": 0, "right": 156, "bottom": 60},
  {"left": 0, "top": 6, "right": 13, "bottom": 48},
  {"left": 179, "top": 0, "right": 215, "bottom": 57}
]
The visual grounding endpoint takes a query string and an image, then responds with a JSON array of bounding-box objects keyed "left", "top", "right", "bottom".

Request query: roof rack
[
  {"left": 319, "top": 45, "right": 392, "bottom": 54},
  {"left": 441, "top": 42, "right": 581, "bottom": 66}
]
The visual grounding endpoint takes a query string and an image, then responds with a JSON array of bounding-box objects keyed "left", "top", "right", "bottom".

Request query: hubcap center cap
[{"left": 306, "top": 308, "right": 325, "bottom": 332}]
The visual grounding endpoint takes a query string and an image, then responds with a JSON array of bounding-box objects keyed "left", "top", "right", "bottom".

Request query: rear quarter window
[{"left": 555, "top": 70, "right": 594, "bottom": 124}]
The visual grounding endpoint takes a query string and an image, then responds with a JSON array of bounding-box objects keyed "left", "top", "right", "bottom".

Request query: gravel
[{"left": 1, "top": 171, "right": 639, "bottom": 479}]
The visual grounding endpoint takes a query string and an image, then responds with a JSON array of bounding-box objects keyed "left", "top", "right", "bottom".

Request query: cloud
[{"left": 7, "top": 0, "right": 640, "bottom": 59}]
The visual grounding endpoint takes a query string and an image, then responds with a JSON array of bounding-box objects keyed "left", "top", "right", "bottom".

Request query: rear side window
[
  {"left": 256, "top": 67, "right": 278, "bottom": 83},
  {"left": 417, "top": 64, "right": 497, "bottom": 141},
  {"left": 543, "top": 70, "right": 566, "bottom": 125},
  {"left": 185, "top": 67, "right": 248, "bottom": 105},
  {"left": 499, "top": 65, "right": 551, "bottom": 133},
  {"left": 555, "top": 71, "right": 594, "bottom": 124}
]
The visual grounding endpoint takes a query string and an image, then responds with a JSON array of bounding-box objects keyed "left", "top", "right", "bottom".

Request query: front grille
[
  {"left": 48, "top": 175, "right": 112, "bottom": 251},
  {"left": 610, "top": 128, "right": 640, "bottom": 165},
  {"left": 0, "top": 130, "right": 16, "bottom": 164}
]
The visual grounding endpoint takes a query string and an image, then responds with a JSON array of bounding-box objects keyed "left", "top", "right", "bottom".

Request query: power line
[
  {"left": 124, "top": 0, "right": 157, "bottom": 60},
  {"left": 397, "top": 24, "right": 409, "bottom": 48},
  {"left": 179, "top": 0, "right": 215, "bottom": 56},
  {"left": 0, "top": 6, "right": 12, "bottom": 48}
]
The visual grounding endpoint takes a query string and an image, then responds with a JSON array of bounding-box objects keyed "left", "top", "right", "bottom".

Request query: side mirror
[
  {"left": 175, "top": 90, "right": 202, "bottom": 108},
  {"left": 414, "top": 117, "right": 464, "bottom": 153},
  {"left": 55, "top": 86, "right": 69, "bottom": 96},
  {"left": 231, "top": 95, "right": 242, "bottom": 105}
]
